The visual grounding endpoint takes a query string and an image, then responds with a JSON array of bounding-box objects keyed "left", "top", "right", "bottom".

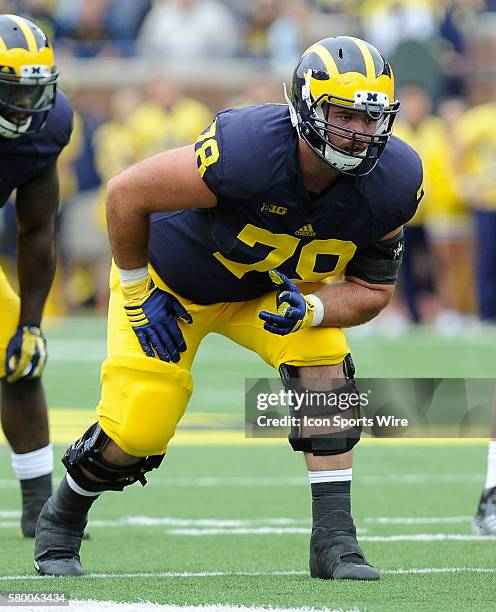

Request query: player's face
[
  {"left": 0, "top": 83, "right": 52, "bottom": 125},
  {"left": 324, "top": 105, "right": 380, "bottom": 153}
]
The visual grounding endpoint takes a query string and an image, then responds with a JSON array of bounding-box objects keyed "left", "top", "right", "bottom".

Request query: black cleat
[
  {"left": 310, "top": 510, "right": 380, "bottom": 581},
  {"left": 473, "top": 486, "right": 496, "bottom": 535},
  {"left": 34, "top": 479, "right": 90, "bottom": 577},
  {"left": 19, "top": 474, "right": 52, "bottom": 538}
]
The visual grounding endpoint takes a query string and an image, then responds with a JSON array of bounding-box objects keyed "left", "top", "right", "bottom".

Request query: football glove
[
  {"left": 121, "top": 274, "right": 192, "bottom": 362},
  {"left": 5, "top": 325, "right": 47, "bottom": 383},
  {"left": 259, "top": 270, "right": 323, "bottom": 336}
]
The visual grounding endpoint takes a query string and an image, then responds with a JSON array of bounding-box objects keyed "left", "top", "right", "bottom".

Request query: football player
[
  {"left": 0, "top": 15, "right": 73, "bottom": 537},
  {"left": 473, "top": 400, "right": 496, "bottom": 535},
  {"left": 35, "top": 36, "right": 423, "bottom": 579}
]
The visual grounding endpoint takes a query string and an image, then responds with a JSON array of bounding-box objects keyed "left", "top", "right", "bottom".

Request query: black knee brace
[
  {"left": 279, "top": 354, "right": 362, "bottom": 456},
  {"left": 62, "top": 423, "right": 164, "bottom": 493}
]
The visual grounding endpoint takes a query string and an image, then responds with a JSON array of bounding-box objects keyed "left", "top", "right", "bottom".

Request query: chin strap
[
  {"left": 0, "top": 114, "right": 32, "bottom": 139},
  {"left": 283, "top": 82, "right": 299, "bottom": 129}
]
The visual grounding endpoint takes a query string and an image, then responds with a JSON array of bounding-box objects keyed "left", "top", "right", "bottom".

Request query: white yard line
[{"left": 2, "top": 567, "right": 496, "bottom": 582}]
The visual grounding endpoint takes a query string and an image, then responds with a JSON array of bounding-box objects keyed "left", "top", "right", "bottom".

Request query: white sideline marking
[
  {"left": 148, "top": 474, "right": 483, "bottom": 487},
  {"left": 0, "top": 514, "right": 479, "bottom": 534},
  {"left": 162, "top": 530, "right": 495, "bottom": 540},
  {"left": 90, "top": 517, "right": 309, "bottom": 528},
  {"left": 0, "top": 510, "right": 20, "bottom": 517},
  {"left": 0, "top": 601, "right": 342, "bottom": 612},
  {"left": 364, "top": 516, "right": 472, "bottom": 525},
  {"left": 0, "top": 474, "right": 485, "bottom": 489},
  {"left": 361, "top": 534, "right": 496, "bottom": 542},
  {"left": 167, "top": 528, "right": 310, "bottom": 536},
  {"left": 0, "top": 517, "right": 311, "bottom": 530},
  {"left": 3, "top": 522, "right": 490, "bottom": 538},
  {"left": 0, "top": 513, "right": 484, "bottom": 536},
  {"left": 385, "top": 567, "right": 496, "bottom": 575},
  {"left": 0, "top": 513, "right": 476, "bottom": 527},
  {"left": 2, "top": 568, "right": 496, "bottom": 582}
]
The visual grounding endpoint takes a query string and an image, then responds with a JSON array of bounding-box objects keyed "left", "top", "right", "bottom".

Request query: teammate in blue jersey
[
  {"left": 0, "top": 15, "right": 73, "bottom": 537},
  {"left": 35, "top": 36, "right": 423, "bottom": 580}
]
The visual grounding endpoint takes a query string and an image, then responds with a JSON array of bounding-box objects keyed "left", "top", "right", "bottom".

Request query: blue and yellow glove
[
  {"left": 121, "top": 274, "right": 192, "bottom": 362},
  {"left": 258, "top": 270, "right": 324, "bottom": 335},
  {"left": 5, "top": 325, "right": 47, "bottom": 383}
]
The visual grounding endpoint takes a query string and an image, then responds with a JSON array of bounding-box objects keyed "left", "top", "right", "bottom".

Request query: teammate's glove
[
  {"left": 5, "top": 325, "right": 47, "bottom": 383},
  {"left": 121, "top": 274, "right": 192, "bottom": 362},
  {"left": 258, "top": 270, "right": 324, "bottom": 336}
]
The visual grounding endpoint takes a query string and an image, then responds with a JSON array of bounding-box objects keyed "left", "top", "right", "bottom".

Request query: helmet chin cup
[
  {"left": 324, "top": 146, "right": 363, "bottom": 172},
  {"left": 0, "top": 113, "right": 32, "bottom": 138}
]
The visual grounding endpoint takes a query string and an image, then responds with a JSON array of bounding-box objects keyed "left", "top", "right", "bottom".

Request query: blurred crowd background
[{"left": 0, "top": 0, "right": 495, "bottom": 336}]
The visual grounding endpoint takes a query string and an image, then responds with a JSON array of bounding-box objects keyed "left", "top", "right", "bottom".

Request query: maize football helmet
[
  {"left": 0, "top": 14, "right": 59, "bottom": 139},
  {"left": 286, "top": 36, "right": 400, "bottom": 176}
]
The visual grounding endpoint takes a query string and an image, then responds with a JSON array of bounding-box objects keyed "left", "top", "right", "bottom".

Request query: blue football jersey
[
  {"left": 149, "top": 104, "right": 423, "bottom": 304},
  {"left": 0, "top": 90, "right": 73, "bottom": 207}
]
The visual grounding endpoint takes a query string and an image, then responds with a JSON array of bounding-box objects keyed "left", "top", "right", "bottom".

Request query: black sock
[
  {"left": 311, "top": 481, "right": 364, "bottom": 564},
  {"left": 20, "top": 473, "right": 52, "bottom": 534},
  {"left": 311, "top": 481, "right": 351, "bottom": 525},
  {"left": 51, "top": 477, "right": 100, "bottom": 526}
]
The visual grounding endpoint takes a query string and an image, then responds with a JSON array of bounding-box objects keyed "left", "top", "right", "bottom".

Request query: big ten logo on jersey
[{"left": 261, "top": 202, "right": 288, "bottom": 216}]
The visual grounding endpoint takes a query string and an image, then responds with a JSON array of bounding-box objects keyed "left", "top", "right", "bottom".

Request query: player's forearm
[
  {"left": 17, "top": 227, "right": 57, "bottom": 326},
  {"left": 106, "top": 177, "right": 150, "bottom": 269},
  {"left": 316, "top": 280, "right": 393, "bottom": 328}
]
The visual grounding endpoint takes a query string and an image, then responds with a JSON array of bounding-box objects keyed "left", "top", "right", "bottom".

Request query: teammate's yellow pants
[
  {"left": 0, "top": 266, "right": 20, "bottom": 378},
  {"left": 97, "top": 264, "right": 350, "bottom": 457}
]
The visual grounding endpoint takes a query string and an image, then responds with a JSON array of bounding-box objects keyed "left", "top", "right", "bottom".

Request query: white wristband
[
  {"left": 307, "top": 294, "right": 325, "bottom": 327},
  {"left": 117, "top": 266, "right": 149, "bottom": 285}
]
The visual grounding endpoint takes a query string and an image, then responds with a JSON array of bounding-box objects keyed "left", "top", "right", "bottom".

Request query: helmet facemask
[{"left": 0, "top": 72, "right": 58, "bottom": 139}]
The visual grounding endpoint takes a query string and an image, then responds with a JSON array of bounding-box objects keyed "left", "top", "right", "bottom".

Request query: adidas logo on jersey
[{"left": 295, "top": 224, "right": 316, "bottom": 237}]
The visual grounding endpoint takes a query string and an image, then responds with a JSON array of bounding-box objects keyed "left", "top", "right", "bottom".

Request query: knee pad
[
  {"left": 279, "top": 354, "right": 362, "bottom": 456},
  {"left": 62, "top": 422, "right": 164, "bottom": 493}
]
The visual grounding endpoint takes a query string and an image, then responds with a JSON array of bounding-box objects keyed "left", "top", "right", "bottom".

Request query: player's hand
[
  {"left": 258, "top": 270, "right": 321, "bottom": 335},
  {"left": 121, "top": 274, "right": 192, "bottom": 362},
  {"left": 5, "top": 325, "right": 47, "bottom": 383}
]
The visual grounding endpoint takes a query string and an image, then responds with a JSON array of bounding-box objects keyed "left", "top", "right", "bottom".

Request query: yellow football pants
[
  {"left": 0, "top": 266, "right": 20, "bottom": 378},
  {"left": 97, "top": 264, "right": 351, "bottom": 457}
]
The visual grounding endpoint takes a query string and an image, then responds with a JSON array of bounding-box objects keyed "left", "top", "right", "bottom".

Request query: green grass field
[{"left": 1, "top": 317, "right": 495, "bottom": 611}]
